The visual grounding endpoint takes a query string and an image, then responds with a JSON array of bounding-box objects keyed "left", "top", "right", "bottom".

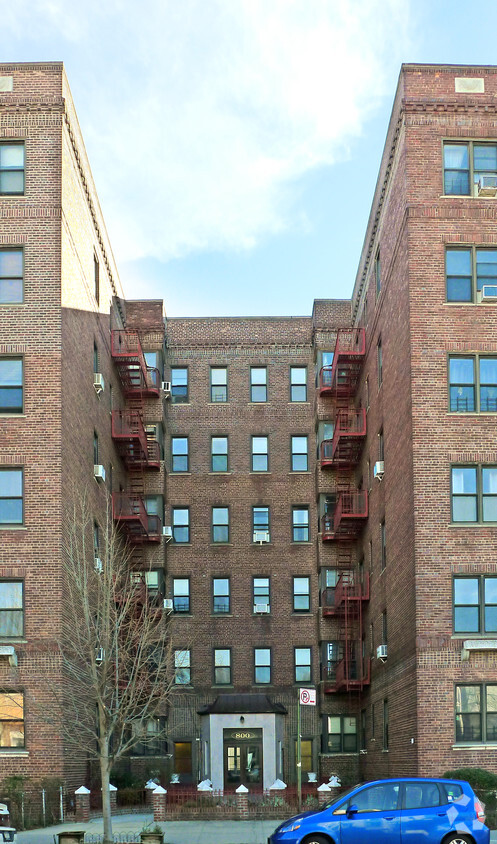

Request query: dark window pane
[
  {"left": 212, "top": 454, "right": 228, "bottom": 472},
  {"left": 456, "top": 712, "right": 481, "bottom": 742}
]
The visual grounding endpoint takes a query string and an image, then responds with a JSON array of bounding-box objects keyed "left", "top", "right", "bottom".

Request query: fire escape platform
[
  {"left": 321, "top": 408, "right": 366, "bottom": 469},
  {"left": 319, "top": 329, "right": 365, "bottom": 397}
]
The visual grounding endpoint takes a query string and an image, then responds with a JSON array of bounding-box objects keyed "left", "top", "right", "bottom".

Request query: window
[
  {"left": 172, "top": 578, "right": 190, "bottom": 613},
  {"left": 0, "top": 249, "right": 23, "bottom": 305},
  {"left": 360, "top": 710, "right": 366, "bottom": 751},
  {"left": 371, "top": 703, "right": 375, "bottom": 740},
  {"left": 253, "top": 577, "right": 270, "bottom": 612},
  {"left": 251, "top": 436, "right": 268, "bottom": 472},
  {"left": 93, "top": 431, "right": 99, "bottom": 464},
  {"left": 404, "top": 782, "right": 442, "bottom": 810},
  {"left": 210, "top": 367, "right": 227, "bottom": 402},
  {"left": 377, "top": 337, "right": 383, "bottom": 387},
  {"left": 0, "top": 143, "right": 24, "bottom": 195},
  {"left": 291, "top": 436, "right": 308, "bottom": 471},
  {"left": 211, "top": 436, "right": 228, "bottom": 472},
  {"left": 444, "top": 141, "right": 497, "bottom": 196},
  {"left": 213, "top": 578, "right": 230, "bottom": 614},
  {"left": 290, "top": 367, "right": 307, "bottom": 402},
  {"left": 174, "top": 649, "right": 191, "bottom": 684},
  {"left": 375, "top": 249, "right": 381, "bottom": 298},
  {"left": 93, "top": 342, "right": 99, "bottom": 374},
  {"left": 451, "top": 465, "right": 497, "bottom": 522},
  {"left": 171, "top": 368, "right": 188, "bottom": 403},
  {"left": 0, "top": 581, "right": 23, "bottom": 637},
  {"left": 214, "top": 648, "right": 231, "bottom": 685},
  {"left": 0, "top": 692, "right": 25, "bottom": 748},
  {"left": 172, "top": 507, "right": 190, "bottom": 542},
  {"left": 212, "top": 507, "right": 229, "bottom": 543},
  {"left": 382, "top": 610, "right": 388, "bottom": 644},
  {"left": 253, "top": 506, "right": 270, "bottom": 542},
  {"left": 326, "top": 715, "right": 357, "bottom": 753},
  {"left": 380, "top": 520, "right": 386, "bottom": 570},
  {"left": 171, "top": 437, "right": 188, "bottom": 472},
  {"left": 347, "top": 783, "right": 399, "bottom": 813},
  {"left": 296, "top": 739, "right": 313, "bottom": 773},
  {"left": 250, "top": 367, "right": 267, "bottom": 402},
  {"left": 383, "top": 699, "right": 389, "bottom": 750},
  {"left": 453, "top": 576, "right": 497, "bottom": 634},
  {"left": 0, "top": 468, "right": 23, "bottom": 525},
  {"left": 174, "top": 741, "right": 193, "bottom": 777},
  {"left": 0, "top": 358, "right": 23, "bottom": 413},
  {"left": 446, "top": 247, "right": 497, "bottom": 303},
  {"left": 449, "top": 356, "right": 497, "bottom": 412},
  {"left": 294, "top": 647, "right": 311, "bottom": 683},
  {"left": 94, "top": 253, "right": 99, "bottom": 304},
  {"left": 378, "top": 428, "right": 384, "bottom": 461},
  {"left": 145, "top": 423, "right": 164, "bottom": 459},
  {"left": 131, "top": 717, "right": 166, "bottom": 756},
  {"left": 254, "top": 648, "right": 271, "bottom": 684},
  {"left": 455, "top": 684, "right": 497, "bottom": 743},
  {"left": 292, "top": 508, "right": 309, "bottom": 542}
]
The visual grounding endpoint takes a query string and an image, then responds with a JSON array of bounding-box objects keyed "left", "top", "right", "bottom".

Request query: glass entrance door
[{"left": 223, "top": 729, "right": 263, "bottom": 789}]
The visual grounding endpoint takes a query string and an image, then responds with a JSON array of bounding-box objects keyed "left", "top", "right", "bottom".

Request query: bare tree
[{"left": 55, "top": 493, "right": 176, "bottom": 844}]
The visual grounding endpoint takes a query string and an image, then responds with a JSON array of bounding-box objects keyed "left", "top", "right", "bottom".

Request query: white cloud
[{"left": 4, "top": 0, "right": 412, "bottom": 261}]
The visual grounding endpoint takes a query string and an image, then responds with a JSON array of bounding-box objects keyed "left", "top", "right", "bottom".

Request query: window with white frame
[
  {"left": 451, "top": 465, "right": 497, "bottom": 522},
  {"left": 251, "top": 436, "right": 268, "bottom": 471},
  {"left": 0, "top": 358, "right": 23, "bottom": 414},
  {"left": 291, "top": 436, "right": 308, "bottom": 471},
  {"left": 174, "top": 649, "right": 191, "bottom": 684},
  {"left": 250, "top": 367, "right": 267, "bottom": 402},
  {"left": 173, "top": 578, "right": 190, "bottom": 613},
  {"left": 0, "top": 249, "right": 23, "bottom": 305}
]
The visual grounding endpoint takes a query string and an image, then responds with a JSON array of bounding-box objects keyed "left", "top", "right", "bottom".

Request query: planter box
[{"left": 140, "top": 833, "right": 164, "bottom": 844}]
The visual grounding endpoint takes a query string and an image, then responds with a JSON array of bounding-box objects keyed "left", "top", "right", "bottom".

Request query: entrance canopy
[{"left": 198, "top": 693, "right": 287, "bottom": 715}]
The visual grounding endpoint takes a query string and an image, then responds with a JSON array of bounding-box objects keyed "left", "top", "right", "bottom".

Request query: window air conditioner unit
[
  {"left": 94, "top": 556, "right": 103, "bottom": 574},
  {"left": 94, "top": 464, "right": 106, "bottom": 482},
  {"left": 95, "top": 647, "right": 105, "bottom": 665},
  {"left": 93, "top": 372, "right": 105, "bottom": 394},
  {"left": 480, "top": 285, "right": 497, "bottom": 302},
  {"left": 162, "top": 526, "right": 173, "bottom": 542},
  {"left": 162, "top": 381, "right": 171, "bottom": 397},
  {"left": 253, "top": 531, "right": 270, "bottom": 544},
  {"left": 373, "top": 461, "right": 385, "bottom": 481},
  {"left": 254, "top": 603, "right": 270, "bottom": 614},
  {"left": 376, "top": 644, "right": 388, "bottom": 661},
  {"left": 478, "top": 175, "right": 497, "bottom": 196},
  {"left": 163, "top": 598, "right": 174, "bottom": 611}
]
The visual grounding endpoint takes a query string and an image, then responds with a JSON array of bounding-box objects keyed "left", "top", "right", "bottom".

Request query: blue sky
[{"left": 3, "top": 0, "right": 497, "bottom": 316}]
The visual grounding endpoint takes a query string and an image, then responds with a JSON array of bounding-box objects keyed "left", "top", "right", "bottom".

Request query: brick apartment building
[{"left": 1, "top": 61, "right": 497, "bottom": 793}]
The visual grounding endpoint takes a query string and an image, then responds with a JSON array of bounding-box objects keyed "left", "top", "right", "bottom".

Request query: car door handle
[
  {"left": 384, "top": 817, "right": 395, "bottom": 821},
  {"left": 437, "top": 813, "right": 446, "bottom": 817}
]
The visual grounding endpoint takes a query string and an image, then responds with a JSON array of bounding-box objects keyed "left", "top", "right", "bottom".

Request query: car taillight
[{"left": 475, "top": 799, "right": 486, "bottom": 823}]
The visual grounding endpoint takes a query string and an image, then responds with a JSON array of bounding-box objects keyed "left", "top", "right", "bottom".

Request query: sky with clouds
[{"left": 3, "top": 0, "right": 497, "bottom": 315}]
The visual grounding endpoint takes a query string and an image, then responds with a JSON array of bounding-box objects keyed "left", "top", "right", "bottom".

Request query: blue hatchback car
[{"left": 269, "top": 777, "right": 490, "bottom": 844}]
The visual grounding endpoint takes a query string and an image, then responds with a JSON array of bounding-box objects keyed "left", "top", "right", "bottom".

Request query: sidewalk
[
  {"left": 16, "top": 813, "right": 282, "bottom": 844},
  {"left": 15, "top": 814, "right": 497, "bottom": 844}
]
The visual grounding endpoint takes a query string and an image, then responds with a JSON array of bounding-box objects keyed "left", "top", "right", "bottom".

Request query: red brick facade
[{"left": 1, "top": 62, "right": 497, "bottom": 795}]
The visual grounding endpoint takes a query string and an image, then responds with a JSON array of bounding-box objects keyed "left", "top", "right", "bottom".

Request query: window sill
[
  {"left": 452, "top": 743, "right": 497, "bottom": 749},
  {"left": 319, "top": 752, "right": 359, "bottom": 758},
  {"left": 173, "top": 613, "right": 193, "bottom": 618},
  {"left": 248, "top": 402, "right": 270, "bottom": 406},
  {"left": 449, "top": 522, "right": 497, "bottom": 527},
  {"left": 212, "top": 684, "right": 234, "bottom": 689},
  {"left": 0, "top": 413, "right": 25, "bottom": 418},
  {"left": 251, "top": 543, "right": 272, "bottom": 547},
  {"left": 0, "top": 304, "right": 26, "bottom": 308},
  {"left": 170, "top": 472, "right": 191, "bottom": 476},
  {"left": 170, "top": 542, "right": 192, "bottom": 546},
  {"left": 292, "top": 612, "right": 312, "bottom": 616},
  {"left": 211, "top": 613, "right": 233, "bottom": 618},
  {"left": 208, "top": 472, "right": 232, "bottom": 475},
  {"left": 170, "top": 401, "right": 191, "bottom": 406},
  {"left": 288, "top": 471, "right": 311, "bottom": 475},
  {"left": 447, "top": 411, "right": 497, "bottom": 415},
  {"left": 0, "top": 750, "right": 28, "bottom": 756},
  {"left": 287, "top": 402, "right": 311, "bottom": 406},
  {"left": 210, "top": 543, "right": 232, "bottom": 547},
  {"left": 291, "top": 541, "right": 311, "bottom": 545},
  {"left": 0, "top": 526, "right": 26, "bottom": 531},
  {"left": 207, "top": 402, "right": 229, "bottom": 406},
  {"left": 249, "top": 471, "right": 271, "bottom": 475},
  {"left": 451, "top": 633, "right": 497, "bottom": 640}
]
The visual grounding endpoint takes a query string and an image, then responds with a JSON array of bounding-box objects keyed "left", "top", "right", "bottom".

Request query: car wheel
[
  {"left": 302, "top": 835, "right": 332, "bottom": 844},
  {"left": 443, "top": 835, "right": 472, "bottom": 844}
]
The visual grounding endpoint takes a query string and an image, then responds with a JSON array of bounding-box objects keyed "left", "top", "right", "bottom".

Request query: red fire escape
[
  {"left": 321, "top": 571, "right": 370, "bottom": 693},
  {"left": 318, "top": 328, "right": 369, "bottom": 693},
  {"left": 111, "top": 330, "right": 162, "bottom": 544}
]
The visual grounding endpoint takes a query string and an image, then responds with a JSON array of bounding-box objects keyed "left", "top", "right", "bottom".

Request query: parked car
[{"left": 268, "top": 777, "right": 489, "bottom": 844}]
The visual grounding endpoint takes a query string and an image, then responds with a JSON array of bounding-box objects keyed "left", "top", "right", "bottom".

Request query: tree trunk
[{"left": 98, "top": 703, "right": 113, "bottom": 844}]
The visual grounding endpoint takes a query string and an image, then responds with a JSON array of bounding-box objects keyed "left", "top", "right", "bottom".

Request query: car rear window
[{"left": 441, "top": 783, "right": 463, "bottom": 803}]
